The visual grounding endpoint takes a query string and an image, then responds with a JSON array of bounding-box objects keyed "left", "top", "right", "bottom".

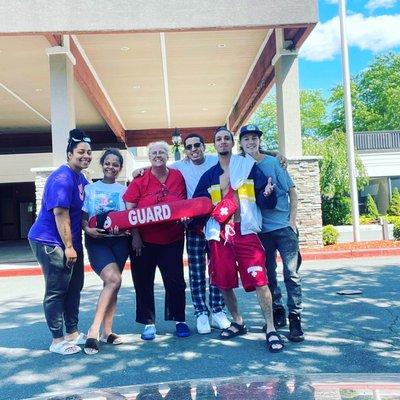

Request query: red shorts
[{"left": 208, "top": 223, "right": 268, "bottom": 292}]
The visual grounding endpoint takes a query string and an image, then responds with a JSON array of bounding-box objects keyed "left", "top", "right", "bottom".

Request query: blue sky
[{"left": 299, "top": 0, "right": 400, "bottom": 97}]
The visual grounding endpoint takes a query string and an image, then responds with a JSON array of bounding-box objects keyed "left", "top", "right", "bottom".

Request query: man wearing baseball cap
[{"left": 239, "top": 124, "right": 304, "bottom": 342}]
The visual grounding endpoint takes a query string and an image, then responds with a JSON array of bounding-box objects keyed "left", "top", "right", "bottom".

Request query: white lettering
[
  {"left": 161, "top": 204, "right": 171, "bottom": 220},
  {"left": 153, "top": 206, "right": 162, "bottom": 221},
  {"left": 146, "top": 207, "right": 155, "bottom": 223},
  {"left": 137, "top": 209, "right": 146, "bottom": 224},
  {"left": 128, "top": 210, "right": 137, "bottom": 225}
]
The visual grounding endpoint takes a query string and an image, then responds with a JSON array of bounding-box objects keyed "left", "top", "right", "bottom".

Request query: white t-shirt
[
  {"left": 83, "top": 180, "right": 126, "bottom": 218},
  {"left": 171, "top": 155, "right": 218, "bottom": 198}
]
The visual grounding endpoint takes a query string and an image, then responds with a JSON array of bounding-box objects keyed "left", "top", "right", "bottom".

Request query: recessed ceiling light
[
  {"left": 132, "top": 84, "right": 141, "bottom": 89},
  {"left": 140, "top": 110, "right": 146, "bottom": 113},
  {"left": 120, "top": 46, "right": 130, "bottom": 51},
  {"left": 35, "top": 88, "right": 43, "bottom": 92},
  {"left": 208, "top": 82, "right": 216, "bottom": 87},
  {"left": 217, "top": 43, "right": 226, "bottom": 48}
]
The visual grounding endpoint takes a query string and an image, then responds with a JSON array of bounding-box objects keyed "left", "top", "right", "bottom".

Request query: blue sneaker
[
  {"left": 141, "top": 324, "right": 156, "bottom": 341},
  {"left": 176, "top": 322, "right": 190, "bottom": 338}
]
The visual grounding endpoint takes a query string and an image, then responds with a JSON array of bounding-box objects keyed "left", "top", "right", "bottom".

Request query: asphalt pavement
[{"left": 0, "top": 256, "right": 399, "bottom": 399}]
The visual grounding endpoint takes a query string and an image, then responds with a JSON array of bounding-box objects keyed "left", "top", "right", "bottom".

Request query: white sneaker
[
  {"left": 211, "top": 311, "right": 231, "bottom": 330},
  {"left": 197, "top": 314, "right": 211, "bottom": 334}
]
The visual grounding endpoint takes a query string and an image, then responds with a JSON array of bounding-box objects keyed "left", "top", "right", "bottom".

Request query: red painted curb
[{"left": 1, "top": 248, "right": 399, "bottom": 278}]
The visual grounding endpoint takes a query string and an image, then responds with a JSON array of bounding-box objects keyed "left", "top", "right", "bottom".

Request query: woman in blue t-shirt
[
  {"left": 28, "top": 129, "right": 92, "bottom": 355},
  {"left": 81, "top": 148, "right": 129, "bottom": 355}
]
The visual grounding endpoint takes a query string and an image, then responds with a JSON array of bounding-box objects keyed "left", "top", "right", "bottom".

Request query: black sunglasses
[{"left": 185, "top": 142, "right": 202, "bottom": 151}]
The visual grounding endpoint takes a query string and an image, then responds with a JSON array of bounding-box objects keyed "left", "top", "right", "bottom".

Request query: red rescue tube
[{"left": 88, "top": 197, "right": 213, "bottom": 231}]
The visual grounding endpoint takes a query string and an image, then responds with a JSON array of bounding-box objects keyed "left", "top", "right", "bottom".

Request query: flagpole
[{"left": 338, "top": 0, "right": 360, "bottom": 241}]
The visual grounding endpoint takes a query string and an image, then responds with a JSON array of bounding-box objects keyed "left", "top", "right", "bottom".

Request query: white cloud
[
  {"left": 300, "top": 13, "right": 400, "bottom": 61},
  {"left": 366, "top": 0, "right": 397, "bottom": 11}
]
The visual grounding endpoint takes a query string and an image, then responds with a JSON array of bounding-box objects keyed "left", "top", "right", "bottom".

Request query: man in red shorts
[{"left": 193, "top": 127, "right": 284, "bottom": 353}]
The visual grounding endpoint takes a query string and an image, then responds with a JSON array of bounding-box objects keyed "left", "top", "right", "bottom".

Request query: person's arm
[
  {"left": 82, "top": 211, "right": 107, "bottom": 238},
  {"left": 288, "top": 187, "right": 298, "bottom": 232},
  {"left": 53, "top": 207, "right": 77, "bottom": 268},
  {"left": 252, "top": 165, "right": 277, "bottom": 209},
  {"left": 126, "top": 201, "right": 143, "bottom": 256}
]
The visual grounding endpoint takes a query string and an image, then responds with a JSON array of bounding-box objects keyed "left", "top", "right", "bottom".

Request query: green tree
[
  {"left": 388, "top": 188, "right": 400, "bottom": 216},
  {"left": 303, "top": 131, "right": 368, "bottom": 225},
  {"left": 329, "top": 53, "right": 400, "bottom": 132},
  {"left": 250, "top": 89, "right": 329, "bottom": 149},
  {"left": 365, "top": 194, "right": 379, "bottom": 219}
]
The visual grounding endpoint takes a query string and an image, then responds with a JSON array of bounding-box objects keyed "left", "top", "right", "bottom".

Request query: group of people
[{"left": 28, "top": 123, "right": 304, "bottom": 356}]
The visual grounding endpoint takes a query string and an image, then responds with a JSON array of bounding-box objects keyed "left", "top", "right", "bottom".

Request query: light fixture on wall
[{"left": 171, "top": 128, "right": 182, "bottom": 161}]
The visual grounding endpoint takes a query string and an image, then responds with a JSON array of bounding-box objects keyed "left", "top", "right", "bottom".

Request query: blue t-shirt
[
  {"left": 82, "top": 180, "right": 126, "bottom": 218},
  {"left": 28, "top": 164, "right": 88, "bottom": 250},
  {"left": 257, "top": 155, "right": 294, "bottom": 233}
]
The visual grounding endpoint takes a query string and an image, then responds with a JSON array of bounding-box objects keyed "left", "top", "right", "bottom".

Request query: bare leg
[
  {"left": 87, "top": 263, "right": 122, "bottom": 340},
  {"left": 256, "top": 285, "right": 283, "bottom": 351}
]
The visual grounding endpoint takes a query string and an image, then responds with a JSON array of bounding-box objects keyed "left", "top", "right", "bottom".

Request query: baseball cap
[{"left": 239, "top": 124, "right": 263, "bottom": 141}]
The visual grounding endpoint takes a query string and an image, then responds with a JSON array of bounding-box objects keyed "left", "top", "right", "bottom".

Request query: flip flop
[
  {"left": 219, "top": 322, "right": 247, "bottom": 340},
  {"left": 266, "top": 331, "right": 284, "bottom": 353},
  {"left": 84, "top": 338, "right": 99, "bottom": 355},
  {"left": 100, "top": 333, "right": 123, "bottom": 345},
  {"left": 67, "top": 332, "right": 87, "bottom": 345},
  {"left": 49, "top": 340, "right": 81, "bottom": 355}
]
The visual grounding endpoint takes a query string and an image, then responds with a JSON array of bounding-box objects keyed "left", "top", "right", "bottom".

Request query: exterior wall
[
  {"left": 0, "top": 1, "right": 318, "bottom": 34},
  {"left": 358, "top": 151, "right": 400, "bottom": 178},
  {"left": 0, "top": 150, "right": 133, "bottom": 184},
  {"left": 287, "top": 157, "right": 323, "bottom": 248}
]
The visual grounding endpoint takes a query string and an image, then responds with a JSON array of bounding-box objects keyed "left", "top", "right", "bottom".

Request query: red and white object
[{"left": 88, "top": 197, "right": 213, "bottom": 232}]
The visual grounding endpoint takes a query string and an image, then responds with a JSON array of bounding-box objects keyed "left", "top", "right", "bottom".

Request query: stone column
[
  {"left": 288, "top": 157, "right": 323, "bottom": 248},
  {"left": 31, "top": 167, "right": 57, "bottom": 215},
  {"left": 46, "top": 36, "right": 76, "bottom": 166},
  {"left": 273, "top": 28, "right": 302, "bottom": 158}
]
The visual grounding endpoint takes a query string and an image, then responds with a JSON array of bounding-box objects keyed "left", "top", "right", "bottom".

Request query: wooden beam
[
  {"left": 126, "top": 126, "right": 220, "bottom": 147},
  {"left": 228, "top": 23, "right": 315, "bottom": 133},
  {"left": 43, "top": 33, "right": 62, "bottom": 46},
  {"left": 228, "top": 33, "right": 276, "bottom": 133},
  {"left": 44, "top": 34, "right": 127, "bottom": 145}
]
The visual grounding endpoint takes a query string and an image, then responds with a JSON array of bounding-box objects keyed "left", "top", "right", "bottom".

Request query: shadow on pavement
[{"left": 0, "top": 259, "right": 399, "bottom": 399}]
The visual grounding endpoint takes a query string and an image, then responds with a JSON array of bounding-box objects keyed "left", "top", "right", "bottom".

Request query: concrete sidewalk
[
  {"left": 1, "top": 239, "right": 400, "bottom": 277},
  {"left": 0, "top": 256, "right": 399, "bottom": 399}
]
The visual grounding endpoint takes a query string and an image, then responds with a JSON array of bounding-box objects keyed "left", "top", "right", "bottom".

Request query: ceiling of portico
[{"left": 0, "top": 29, "right": 269, "bottom": 136}]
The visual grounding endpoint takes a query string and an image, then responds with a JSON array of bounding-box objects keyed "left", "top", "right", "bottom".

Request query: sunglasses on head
[
  {"left": 70, "top": 136, "right": 91, "bottom": 143},
  {"left": 185, "top": 142, "right": 202, "bottom": 151}
]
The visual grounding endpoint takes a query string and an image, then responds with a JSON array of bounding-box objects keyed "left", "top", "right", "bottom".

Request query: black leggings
[{"left": 130, "top": 240, "right": 186, "bottom": 324}]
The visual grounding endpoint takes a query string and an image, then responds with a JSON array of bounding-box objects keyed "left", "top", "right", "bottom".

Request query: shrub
[
  {"left": 383, "top": 215, "right": 400, "bottom": 225},
  {"left": 359, "top": 215, "right": 375, "bottom": 224},
  {"left": 388, "top": 188, "right": 400, "bottom": 216},
  {"left": 322, "top": 196, "right": 352, "bottom": 226},
  {"left": 323, "top": 225, "right": 339, "bottom": 246},
  {"left": 365, "top": 194, "right": 379, "bottom": 219},
  {"left": 393, "top": 221, "right": 400, "bottom": 241}
]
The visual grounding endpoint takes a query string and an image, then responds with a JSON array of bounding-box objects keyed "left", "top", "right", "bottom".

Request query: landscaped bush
[
  {"left": 383, "top": 215, "right": 400, "bottom": 225},
  {"left": 388, "top": 188, "right": 400, "bottom": 216},
  {"left": 393, "top": 221, "right": 400, "bottom": 241},
  {"left": 359, "top": 215, "right": 375, "bottom": 224},
  {"left": 322, "top": 196, "right": 352, "bottom": 226},
  {"left": 322, "top": 225, "right": 339, "bottom": 246},
  {"left": 365, "top": 194, "right": 379, "bottom": 219}
]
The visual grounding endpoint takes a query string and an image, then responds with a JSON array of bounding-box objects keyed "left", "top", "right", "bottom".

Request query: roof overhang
[{"left": 0, "top": 1, "right": 318, "bottom": 151}]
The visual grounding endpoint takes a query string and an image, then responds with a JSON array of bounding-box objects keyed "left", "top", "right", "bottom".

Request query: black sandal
[
  {"left": 84, "top": 338, "right": 99, "bottom": 355},
  {"left": 220, "top": 322, "right": 247, "bottom": 339},
  {"left": 266, "top": 331, "right": 284, "bottom": 353}
]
